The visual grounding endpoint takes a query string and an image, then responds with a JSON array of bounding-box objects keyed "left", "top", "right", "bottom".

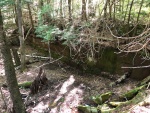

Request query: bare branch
[{"left": 122, "top": 65, "right": 150, "bottom": 69}]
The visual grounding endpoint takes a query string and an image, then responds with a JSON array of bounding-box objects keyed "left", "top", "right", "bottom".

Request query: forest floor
[{"left": 0, "top": 45, "right": 150, "bottom": 113}]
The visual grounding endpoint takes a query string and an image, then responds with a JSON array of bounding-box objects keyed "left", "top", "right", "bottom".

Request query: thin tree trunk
[
  {"left": 113, "top": 0, "right": 116, "bottom": 21},
  {"left": 12, "top": 48, "right": 21, "bottom": 66},
  {"left": 16, "top": 0, "right": 26, "bottom": 72},
  {"left": 68, "top": 0, "right": 72, "bottom": 21},
  {"left": 133, "top": 0, "right": 144, "bottom": 36},
  {"left": 108, "top": 0, "right": 112, "bottom": 19},
  {"left": 81, "top": 0, "right": 87, "bottom": 21},
  {"left": 123, "top": 0, "right": 129, "bottom": 23},
  {"left": 87, "top": 0, "right": 91, "bottom": 18},
  {"left": 122, "top": 0, "right": 124, "bottom": 12},
  {"left": 127, "top": 0, "right": 134, "bottom": 34},
  {"left": 104, "top": 0, "right": 108, "bottom": 18},
  {"left": 0, "top": 9, "right": 26, "bottom": 113},
  {"left": 136, "top": 0, "right": 144, "bottom": 23},
  {"left": 14, "top": 4, "right": 18, "bottom": 27},
  {"left": 60, "top": 0, "right": 63, "bottom": 19},
  {"left": 27, "top": 3, "right": 34, "bottom": 28},
  {"left": 72, "top": 0, "right": 74, "bottom": 18}
]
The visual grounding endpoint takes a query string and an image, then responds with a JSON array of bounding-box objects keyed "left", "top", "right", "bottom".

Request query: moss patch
[{"left": 96, "top": 48, "right": 117, "bottom": 73}]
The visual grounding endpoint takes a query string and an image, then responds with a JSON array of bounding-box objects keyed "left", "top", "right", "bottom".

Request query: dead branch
[
  {"left": 122, "top": 65, "right": 150, "bottom": 69},
  {"left": 30, "top": 68, "right": 48, "bottom": 94},
  {"left": 25, "top": 54, "right": 50, "bottom": 59},
  {"left": 36, "top": 56, "right": 63, "bottom": 69}
]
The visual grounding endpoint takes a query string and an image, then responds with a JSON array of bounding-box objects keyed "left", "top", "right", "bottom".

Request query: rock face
[{"left": 28, "top": 37, "right": 150, "bottom": 80}]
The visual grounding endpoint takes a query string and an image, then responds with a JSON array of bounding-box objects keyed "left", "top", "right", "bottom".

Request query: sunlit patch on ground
[
  {"left": 0, "top": 59, "right": 5, "bottom": 76},
  {"left": 24, "top": 75, "right": 85, "bottom": 113},
  {"left": 50, "top": 75, "right": 85, "bottom": 113},
  {"left": 129, "top": 94, "right": 150, "bottom": 113}
]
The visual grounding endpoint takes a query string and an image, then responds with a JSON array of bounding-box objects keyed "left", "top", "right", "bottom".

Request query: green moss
[
  {"left": 31, "top": 43, "right": 135, "bottom": 75},
  {"left": 97, "top": 48, "right": 117, "bottom": 73}
]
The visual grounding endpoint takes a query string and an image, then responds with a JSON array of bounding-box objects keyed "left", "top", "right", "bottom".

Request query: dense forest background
[
  {"left": 0, "top": 0, "right": 150, "bottom": 113},
  {"left": 1, "top": 0, "right": 150, "bottom": 63}
]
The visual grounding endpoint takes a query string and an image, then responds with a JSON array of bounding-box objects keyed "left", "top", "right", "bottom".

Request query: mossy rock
[
  {"left": 92, "top": 92, "right": 112, "bottom": 105},
  {"left": 109, "top": 101, "right": 128, "bottom": 107},
  {"left": 78, "top": 105, "right": 99, "bottom": 113},
  {"left": 98, "top": 104, "right": 115, "bottom": 113},
  {"left": 120, "top": 85, "right": 145, "bottom": 100}
]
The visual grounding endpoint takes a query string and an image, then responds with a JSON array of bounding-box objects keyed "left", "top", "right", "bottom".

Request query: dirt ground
[{"left": 0, "top": 45, "right": 149, "bottom": 113}]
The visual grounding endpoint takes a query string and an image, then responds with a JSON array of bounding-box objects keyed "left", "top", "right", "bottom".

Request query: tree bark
[
  {"left": 123, "top": 0, "right": 129, "bottom": 23},
  {"left": 81, "top": 0, "right": 87, "bottom": 21},
  {"left": 0, "top": 9, "right": 26, "bottom": 113},
  {"left": 108, "top": 0, "right": 112, "bottom": 19},
  {"left": 27, "top": 3, "right": 34, "bottom": 28},
  {"left": 127, "top": 0, "right": 134, "bottom": 33},
  {"left": 104, "top": 0, "right": 108, "bottom": 18},
  {"left": 60, "top": 0, "right": 63, "bottom": 19},
  {"left": 16, "top": 0, "right": 26, "bottom": 72},
  {"left": 12, "top": 48, "right": 21, "bottom": 66},
  {"left": 133, "top": 0, "right": 144, "bottom": 36},
  {"left": 68, "top": 0, "right": 72, "bottom": 21},
  {"left": 113, "top": 0, "right": 116, "bottom": 21}
]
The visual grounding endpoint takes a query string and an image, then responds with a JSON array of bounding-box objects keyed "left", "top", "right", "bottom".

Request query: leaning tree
[{"left": 0, "top": 6, "right": 26, "bottom": 113}]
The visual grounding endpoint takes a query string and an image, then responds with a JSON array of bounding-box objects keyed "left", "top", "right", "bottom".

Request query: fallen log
[
  {"left": 109, "top": 101, "right": 128, "bottom": 107},
  {"left": 18, "top": 81, "right": 32, "bottom": 88},
  {"left": 78, "top": 105, "right": 99, "bottom": 113},
  {"left": 110, "top": 70, "right": 132, "bottom": 87},
  {"left": 2, "top": 81, "right": 32, "bottom": 88},
  {"left": 120, "top": 85, "right": 145, "bottom": 100},
  {"left": 138, "top": 75, "right": 150, "bottom": 87}
]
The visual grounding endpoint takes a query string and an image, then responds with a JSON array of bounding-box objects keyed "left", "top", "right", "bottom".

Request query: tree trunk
[
  {"left": 12, "top": 48, "right": 21, "bottom": 66},
  {"left": 81, "top": 0, "right": 87, "bottom": 21},
  {"left": 68, "top": 0, "right": 72, "bottom": 21},
  {"left": 60, "top": 0, "right": 63, "bottom": 19},
  {"left": 27, "top": 3, "right": 34, "bottom": 28},
  {"left": 14, "top": 4, "right": 18, "bottom": 27},
  {"left": 108, "top": 0, "right": 112, "bottom": 19},
  {"left": 88, "top": 0, "right": 96, "bottom": 18},
  {"left": 16, "top": 0, "right": 26, "bottom": 72},
  {"left": 113, "top": 0, "right": 116, "bottom": 21},
  {"left": 133, "top": 0, "right": 144, "bottom": 36},
  {"left": 0, "top": 9, "right": 26, "bottom": 113},
  {"left": 122, "top": 0, "right": 124, "bottom": 12},
  {"left": 123, "top": 0, "right": 129, "bottom": 23},
  {"left": 104, "top": 0, "right": 108, "bottom": 18},
  {"left": 127, "top": 0, "right": 134, "bottom": 34}
]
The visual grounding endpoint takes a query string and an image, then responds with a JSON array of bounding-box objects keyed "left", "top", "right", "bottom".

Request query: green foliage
[
  {"left": 36, "top": 4, "right": 77, "bottom": 43},
  {"left": 36, "top": 3, "right": 59, "bottom": 41},
  {"left": 36, "top": 24, "right": 77, "bottom": 44},
  {"left": 61, "top": 27, "right": 77, "bottom": 45},
  {"left": 0, "top": 0, "right": 14, "bottom": 7},
  {"left": 37, "top": 4, "right": 53, "bottom": 25},
  {"left": 36, "top": 25, "right": 61, "bottom": 41}
]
